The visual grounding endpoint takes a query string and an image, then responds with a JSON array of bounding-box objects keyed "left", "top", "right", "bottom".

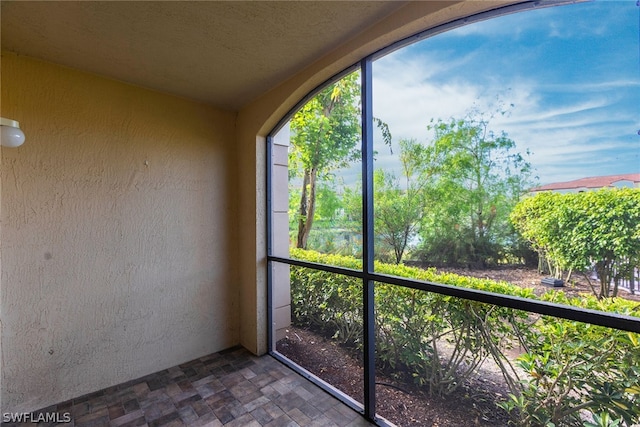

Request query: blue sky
[{"left": 372, "top": 0, "right": 640, "bottom": 185}]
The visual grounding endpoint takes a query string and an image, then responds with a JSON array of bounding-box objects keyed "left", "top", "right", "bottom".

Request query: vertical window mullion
[
  {"left": 266, "top": 136, "right": 274, "bottom": 353},
  {"left": 361, "top": 58, "right": 376, "bottom": 421}
]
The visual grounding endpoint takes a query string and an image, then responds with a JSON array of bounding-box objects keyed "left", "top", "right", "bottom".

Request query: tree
[
  {"left": 289, "top": 72, "right": 360, "bottom": 249},
  {"left": 417, "top": 111, "right": 535, "bottom": 267},
  {"left": 374, "top": 139, "right": 426, "bottom": 264},
  {"left": 511, "top": 189, "right": 640, "bottom": 298}
]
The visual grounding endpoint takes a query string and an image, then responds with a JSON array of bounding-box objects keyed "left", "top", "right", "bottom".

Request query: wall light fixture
[{"left": 1, "top": 117, "right": 26, "bottom": 148}]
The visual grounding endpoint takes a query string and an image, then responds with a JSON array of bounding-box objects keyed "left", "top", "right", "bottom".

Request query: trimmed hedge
[{"left": 288, "top": 249, "right": 640, "bottom": 426}]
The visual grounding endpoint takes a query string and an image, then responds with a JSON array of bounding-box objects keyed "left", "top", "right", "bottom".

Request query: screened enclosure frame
[{"left": 266, "top": 1, "right": 640, "bottom": 424}]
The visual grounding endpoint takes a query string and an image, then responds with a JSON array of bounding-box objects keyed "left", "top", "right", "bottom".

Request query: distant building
[{"left": 530, "top": 173, "right": 640, "bottom": 194}]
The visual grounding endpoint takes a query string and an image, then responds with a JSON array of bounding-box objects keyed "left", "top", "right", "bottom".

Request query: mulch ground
[{"left": 277, "top": 326, "right": 511, "bottom": 427}]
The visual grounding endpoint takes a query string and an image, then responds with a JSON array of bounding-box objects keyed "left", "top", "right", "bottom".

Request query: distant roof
[{"left": 531, "top": 173, "right": 640, "bottom": 192}]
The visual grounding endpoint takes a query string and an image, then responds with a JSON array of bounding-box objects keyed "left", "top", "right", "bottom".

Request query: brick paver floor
[{"left": 4, "top": 347, "right": 376, "bottom": 427}]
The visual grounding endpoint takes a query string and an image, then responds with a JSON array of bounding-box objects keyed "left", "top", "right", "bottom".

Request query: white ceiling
[{"left": 1, "top": 1, "right": 410, "bottom": 111}]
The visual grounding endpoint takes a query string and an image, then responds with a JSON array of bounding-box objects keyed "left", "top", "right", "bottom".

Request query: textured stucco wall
[{"left": 0, "top": 52, "right": 239, "bottom": 412}]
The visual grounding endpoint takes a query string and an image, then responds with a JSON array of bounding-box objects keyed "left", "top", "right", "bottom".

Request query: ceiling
[{"left": 1, "top": 1, "right": 409, "bottom": 111}]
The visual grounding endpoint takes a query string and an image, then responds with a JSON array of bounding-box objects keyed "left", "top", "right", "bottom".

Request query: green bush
[
  {"left": 501, "top": 291, "right": 640, "bottom": 426},
  {"left": 288, "top": 249, "right": 640, "bottom": 425},
  {"left": 511, "top": 189, "right": 640, "bottom": 298},
  {"left": 290, "top": 248, "right": 533, "bottom": 397}
]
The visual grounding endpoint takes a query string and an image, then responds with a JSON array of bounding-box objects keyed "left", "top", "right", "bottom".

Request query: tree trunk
[
  {"left": 296, "top": 168, "right": 318, "bottom": 249},
  {"left": 296, "top": 172, "right": 310, "bottom": 248},
  {"left": 394, "top": 244, "right": 403, "bottom": 264},
  {"left": 596, "top": 260, "right": 612, "bottom": 298}
]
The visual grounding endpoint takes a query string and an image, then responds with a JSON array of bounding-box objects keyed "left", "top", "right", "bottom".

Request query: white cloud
[
  {"left": 541, "top": 80, "right": 640, "bottom": 93},
  {"left": 368, "top": 49, "right": 639, "bottom": 186},
  {"left": 372, "top": 53, "right": 483, "bottom": 143}
]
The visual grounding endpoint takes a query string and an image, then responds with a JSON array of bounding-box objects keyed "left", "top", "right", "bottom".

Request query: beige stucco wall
[{"left": 0, "top": 52, "right": 239, "bottom": 412}]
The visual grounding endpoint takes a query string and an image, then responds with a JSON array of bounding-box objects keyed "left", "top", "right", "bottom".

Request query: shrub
[
  {"left": 289, "top": 250, "right": 363, "bottom": 344},
  {"left": 287, "top": 249, "right": 640, "bottom": 425},
  {"left": 290, "top": 248, "right": 533, "bottom": 397},
  {"left": 501, "top": 292, "right": 640, "bottom": 426},
  {"left": 511, "top": 189, "right": 640, "bottom": 298}
]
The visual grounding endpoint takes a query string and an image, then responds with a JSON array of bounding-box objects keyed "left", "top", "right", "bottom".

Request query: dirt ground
[
  {"left": 276, "top": 266, "right": 640, "bottom": 427},
  {"left": 277, "top": 326, "right": 512, "bottom": 427}
]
